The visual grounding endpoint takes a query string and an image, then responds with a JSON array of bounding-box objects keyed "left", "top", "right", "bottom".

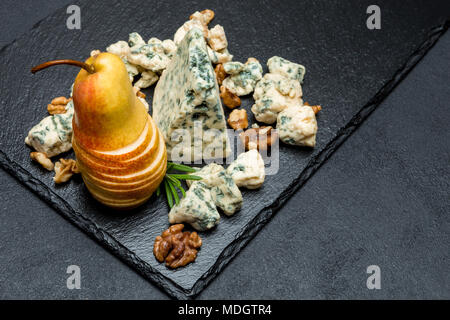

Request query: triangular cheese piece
[{"left": 152, "top": 28, "right": 230, "bottom": 161}]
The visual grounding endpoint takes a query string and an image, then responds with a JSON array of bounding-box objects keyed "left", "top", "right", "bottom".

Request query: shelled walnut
[
  {"left": 53, "top": 158, "right": 80, "bottom": 184},
  {"left": 30, "top": 152, "right": 54, "bottom": 171},
  {"left": 220, "top": 85, "right": 241, "bottom": 109},
  {"left": 47, "top": 96, "right": 71, "bottom": 115},
  {"left": 214, "top": 64, "right": 227, "bottom": 85},
  {"left": 239, "top": 126, "right": 278, "bottom": 151},
  {"left": 227, "top": 109, "right": 248, "bottom": 130},
  {"left": 153, "top": 224, "right": 202, "bottom": 269}
]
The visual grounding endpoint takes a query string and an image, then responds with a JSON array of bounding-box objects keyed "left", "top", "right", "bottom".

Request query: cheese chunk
[
  {"left": 106, "top": 40, "right": 130, "bottom": 58},
  {"left": 207, "top": 25, "right": 228, "bottom": 51},
  {"left": 25, "top": 100, "right": 74, "bottom": 157},
  {"left": 207, "top": 46, "right": 233, "bottom": 64},
  {"left": 134, "top": 70, "right": 159, "bottom": 89},
  {"left": 277, "top": 105, "right": 317, "bottom": 147},
  {"left": 222, "top": 58, "right": 263, "bottom": 96},
  {"left": 188, "top": 163, "right": 242, "bottom": 216},
  {"left": 168, "top": 181, "right": 220, "bottom": 231},
  {"left": 227, "top": 149, "right": 265, "bottom": 189},
  {"left": 153, "top": 28, "right": 230, "bottom": 161},
  {"left": 127, "top": 36, "right": 171, "bottom": 73},
  {"left": 267, "top": 56, "right": 306, "bottom": 83},
  {"left": 251, "top": 73, "right": 303, "bottom": 124}
]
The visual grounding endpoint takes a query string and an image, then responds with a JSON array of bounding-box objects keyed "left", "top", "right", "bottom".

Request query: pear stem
[{"left": 31, "top": 59, "right": 95, "bottom": 74}]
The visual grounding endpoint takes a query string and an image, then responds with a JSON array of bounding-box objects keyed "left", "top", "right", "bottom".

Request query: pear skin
[
  {"left": 71, "top": 53, "right": 166, "bottom": 209},
  {"left": 31, "top": 54, "right": 167, "bottom": 209},
  {"left": 72, "top": 52, "right": 147, "bottom": 151}
]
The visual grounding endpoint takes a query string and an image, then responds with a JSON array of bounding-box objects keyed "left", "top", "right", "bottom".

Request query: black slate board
[{"left": 0, "top": 0, "right": 448, "bottom": 298}]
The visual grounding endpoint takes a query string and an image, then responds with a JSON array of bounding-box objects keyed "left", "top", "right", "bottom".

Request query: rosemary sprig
[{"left": 158, "top": 162, "right": 202, "bottom": 208}]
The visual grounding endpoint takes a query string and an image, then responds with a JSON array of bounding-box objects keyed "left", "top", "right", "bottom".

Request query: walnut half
[
  {"left": 30, "top": 152, "right": 54, "bottom": 171},
  {"left": 54, "top": 159, "right": 80, "bottom": 184},
  {"left": 153, "top": 224, "right": 202, "bottom": 269},
  {"left": 47, "top": 96, "right": 72, "bottom": 115},
  {"left": 214, "top": 63, "right": 227, "bottom": 85},
  {"left": 220, "top": 85, "right": 241, "bottom": 109},
  {"left": 227, "top": 109, "right": 248, "bottom": 131}
]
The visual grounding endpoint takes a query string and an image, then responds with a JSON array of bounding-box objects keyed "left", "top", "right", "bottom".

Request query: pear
[{"left": 31, "top": 53, "right": 167, "bottom": 209}]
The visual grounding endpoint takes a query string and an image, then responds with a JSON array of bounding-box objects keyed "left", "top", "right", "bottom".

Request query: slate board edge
[{"left": 0, "top": 19, "right": 447, "bottom": 299}]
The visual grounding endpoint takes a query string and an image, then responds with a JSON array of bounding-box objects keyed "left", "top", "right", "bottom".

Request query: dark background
[{"left": 0, "top": 0, "right": 448, "bottom": 299}]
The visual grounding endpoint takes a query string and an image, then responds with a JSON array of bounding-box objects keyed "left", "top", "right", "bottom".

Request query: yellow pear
[{"left": 32, "top": 53, "right": 167, "bottom": 209}]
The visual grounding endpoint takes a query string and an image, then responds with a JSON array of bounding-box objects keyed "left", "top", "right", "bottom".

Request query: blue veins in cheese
[
  {"left": 106, "top": 33, "right": 176, "bottom": 89},
  {"left": 222, "top": 58, "right": 263, "bottom": 96},
  {"left": 152, "top": 27, "right": 231, "bottom": 161},
  {"left": 25, "top": 99, "right": 74, "bottom": 157},
  {"left": 187, "top": 163, "right": 242, "bottom": 216},
  {"left": 277, "top": 105, "right": 317, "bottom": 147},
  {"left": 267, "top": 56, "right": 306, "bottom": 83},
  {"left": 227, "top": 149, "right": 265, "bottom": 189},
  {"left": 251, "top": 73, "right": 303, "bottom": 124},
  {"left": 169, "top": 181, "right": 220, "bottom": 231}
]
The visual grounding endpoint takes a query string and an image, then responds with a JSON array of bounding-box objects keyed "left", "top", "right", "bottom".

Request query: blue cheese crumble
[
  {"left": 25, "top": 99, "right": 74, "bottom": 157},
  {"left": 276, "top": 105, "right": 317, "bottom": 147},
  {"left": 251, "top": 73, "right": 303, "bottom": 124},
  {"left": 227, "top": 149, "right": 265, "bottom": 189},
  {"left": 267, "top": 56, "right": 306, "bottom": 83},
  {"left": 222, "top": 58, "right": 263, "bottom": 96},
  {"left": 168, "top": 181, "right": 220, "bottom": 231},
  {"left": 187, "top": 163, "right": 242, "bottom": 216}
]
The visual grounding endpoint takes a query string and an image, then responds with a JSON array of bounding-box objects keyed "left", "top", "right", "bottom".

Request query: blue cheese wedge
[
  {"left": 25, "top": 99, "right": 74, "bottom": 157},
  {"left": 187, "top": 163, "right": 242, "bottom": 216},
  {"left": 174, "top": 19, "right": 208, "bottom": 45},
  {"left": 168, "top": 181, "right": 220, "bottom": 231},
  {"left": 267, "top": 56, "right": 306, "bottom": 83},
  {"left": 153, "top": 28, "right": 230, "bottom": 161},
  {"left": 222, "top": 58, "right": 263, "bottom": 96},
  {"left": 277, "top": 105, "right": 317, "bottom": 147},
  {"left": 251, "top": 73, "right": 303, "bottom": 124},
  {"left": 226, "top": 149, "right": 265, "bottom": 189}
]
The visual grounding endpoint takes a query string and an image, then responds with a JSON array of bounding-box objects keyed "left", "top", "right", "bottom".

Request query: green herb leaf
[
  {"left": 168, "top": 180, "right": 180, "bottom": 206},
  {"left": 166, "top": 174, "right": 181, "bottom": 187},
  {"left": 169, "top": 162, "right": 198, "bottom": 173},
  {"left": 176, "top": 184, "right": 186, "bottom": 198},
  {"left": 169, "top": 174, "right": 202, "bottom": 180},
  {"left": 156, "top": 184, "right": 161, "bottom": 197},
  {"left": 166, "top": 162, "right": 174, "bottom": 172},
  {"left": 164, "top": 179, "right": 173, "bottom": 208}
]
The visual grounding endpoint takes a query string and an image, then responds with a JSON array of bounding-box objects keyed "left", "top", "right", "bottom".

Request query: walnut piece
[
  {"left": 53, "top": 159, "right": 80, "bottom": 184},
  {"left": 153, "top": 224, "right": 202, "bottom": 269},
  {"left": 214, "top": 64, "right": 227, "bottom": 85},
  {"left": 228, "top": 109, "right": 248, "bottom": 131},
  {"left": 304, "top": 102, "right": 322, "bottom": 114},
  {"left": 133, "top": 86, "right": 146, "bottom": 99},
  {"left": 190, "top": 9, "right": 215, "bottom": 25},
  {"left": 220, "top": 85, "right": 241, "bottom": 109},
  {"left": 239, "top": 126, "right": 278, "bottom": 151},
  {"left": 47, "top": 96, "right": 71, "bottom": 115},
  {"left": 30, "top": 152, "right": 54, "bottom": 171}
]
